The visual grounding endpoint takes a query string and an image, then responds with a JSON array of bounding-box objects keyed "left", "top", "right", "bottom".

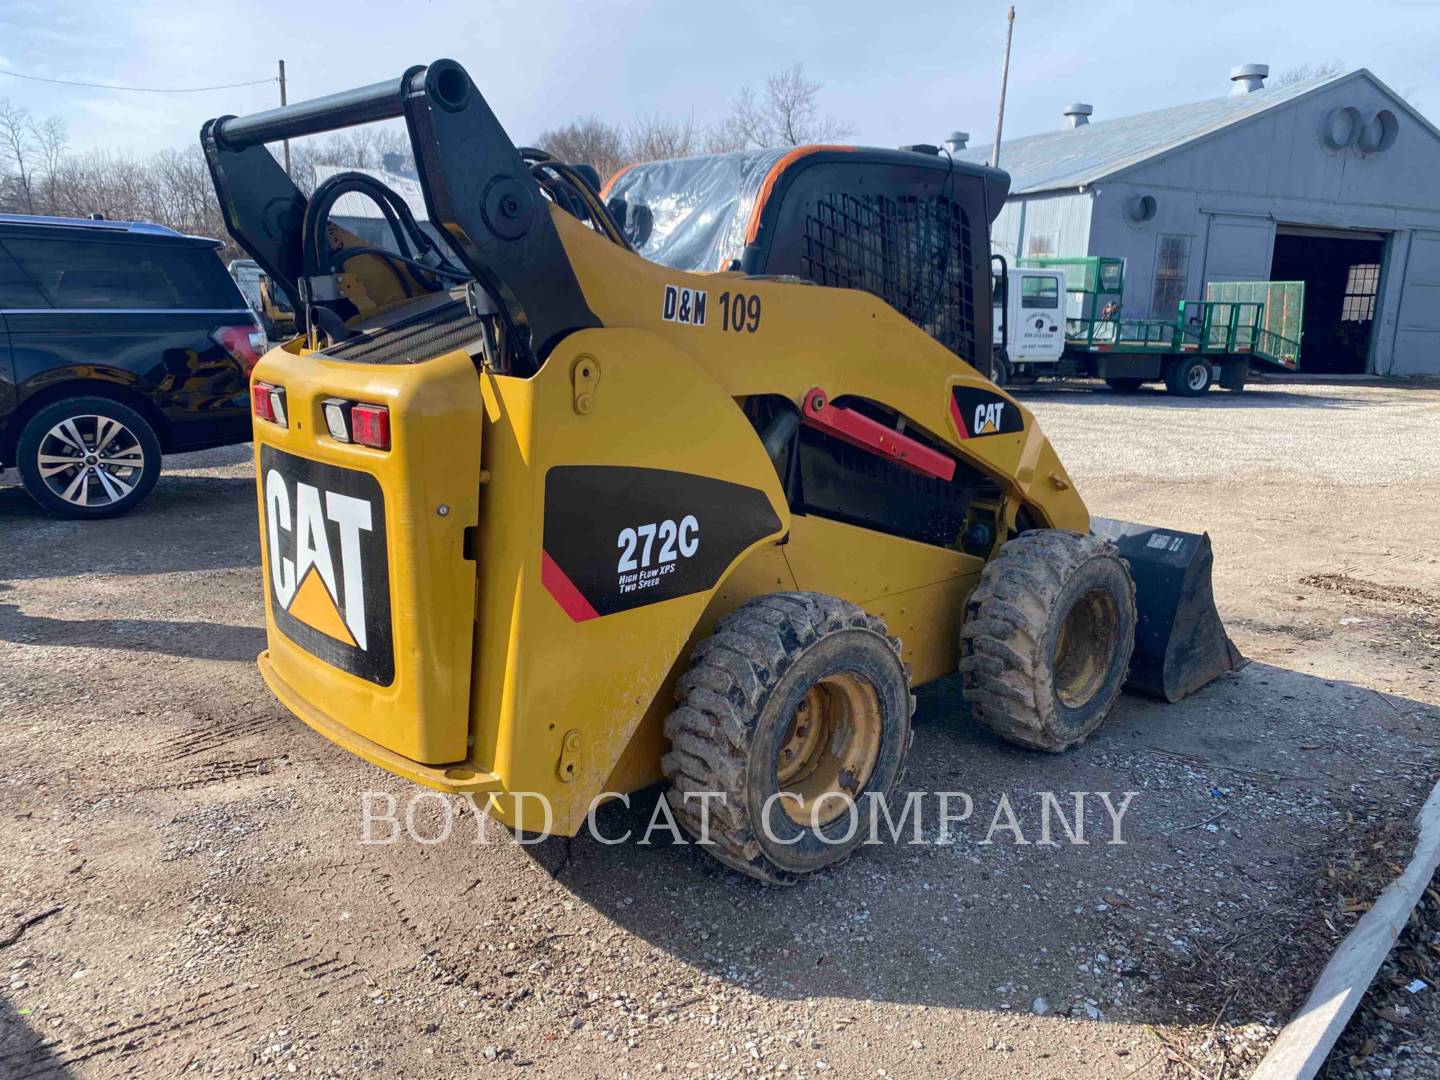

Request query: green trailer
[
  {"left": 1004, "top": 257, "right": 1305, "bottom": 395},
  {"left": 1205, "top": 280, "right": 1305, "bottom": 370}
]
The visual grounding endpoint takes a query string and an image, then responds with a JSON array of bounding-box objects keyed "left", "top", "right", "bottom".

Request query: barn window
[
  {"left": 1152, "top": 234, "right": 1191, "bottom": 317},
  {"left": 1341, "top": 263, "right": 1380, "bottom": 322},
  {"left": 1025, "top": 231, "right": 1057, "bottom": 258}
]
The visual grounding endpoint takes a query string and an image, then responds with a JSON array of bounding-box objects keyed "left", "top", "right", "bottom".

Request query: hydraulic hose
[{"left": 298, "top": 171, "right": 472, "bottom": 335}]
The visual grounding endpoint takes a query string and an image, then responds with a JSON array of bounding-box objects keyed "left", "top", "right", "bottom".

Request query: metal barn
[{"left": 958, "top": 66, "right": 1440, "bottom": 375}]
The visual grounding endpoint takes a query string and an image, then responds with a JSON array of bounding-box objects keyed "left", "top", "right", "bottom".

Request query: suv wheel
[{"left": 17, "top": 397, "right": 162, "bottom": 519}]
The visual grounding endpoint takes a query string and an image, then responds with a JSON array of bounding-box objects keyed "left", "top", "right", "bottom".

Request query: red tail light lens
[
  {"left": 350, "top": 403, "right": 390, "bottom": 450},
  {"left": 252, "top": 381, "right": 287, "bottom": 427},
  {"left": 213, "top": 323, "right": 268, "bottom": 373}
]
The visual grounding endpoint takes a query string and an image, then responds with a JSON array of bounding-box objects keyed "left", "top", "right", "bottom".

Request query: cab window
[{"left": 1021, "top": 275, "right": 1060, "bottom": 310}]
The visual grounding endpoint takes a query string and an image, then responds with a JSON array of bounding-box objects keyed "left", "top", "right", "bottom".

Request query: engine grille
[{"left": 322, "top": 298, "right": 483, "bottom": 366}]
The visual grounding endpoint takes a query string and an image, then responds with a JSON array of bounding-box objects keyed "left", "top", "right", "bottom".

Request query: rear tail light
[
  {"left": 252, "top": 381, "right": 287, "bottom": 427},
  {"left": 213, "top": 323, "right": 268, "bottom": 373},
  {"left": 318, "top": 398, "right": 390, "bottom": 450},
  {"left": 350, "top": 404, "right": 391, "bottom": 450}
]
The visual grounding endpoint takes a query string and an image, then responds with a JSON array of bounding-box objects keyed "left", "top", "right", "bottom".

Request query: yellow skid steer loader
[{"left": 202, "top": 60, "right": 1239, "bottom": 882}]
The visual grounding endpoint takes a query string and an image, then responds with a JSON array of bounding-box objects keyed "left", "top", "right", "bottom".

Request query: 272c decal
[
  {"left": 617, "top": 516, "right": 700, "bottom": 572},
  {"left": 541, "top": 466, "right": 781, "bottom": 619}
]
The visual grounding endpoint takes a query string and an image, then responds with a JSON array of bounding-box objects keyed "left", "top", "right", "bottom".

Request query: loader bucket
[{"left": 1089, "top": 518, "right": 1245, "bottom": 702}]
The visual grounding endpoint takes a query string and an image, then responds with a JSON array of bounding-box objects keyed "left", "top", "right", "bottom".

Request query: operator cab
[{"left": 603, "top": 146, "right": 1009, "bottom": 375}]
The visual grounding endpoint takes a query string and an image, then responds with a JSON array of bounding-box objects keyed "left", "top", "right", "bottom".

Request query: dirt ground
[{"left": 1, "top": 380, "right": 1438, "bottom": 1079}]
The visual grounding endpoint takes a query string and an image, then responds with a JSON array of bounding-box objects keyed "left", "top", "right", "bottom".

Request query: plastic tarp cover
[{"left": 604, "top": 149, "right": 789, "bottom": 272}]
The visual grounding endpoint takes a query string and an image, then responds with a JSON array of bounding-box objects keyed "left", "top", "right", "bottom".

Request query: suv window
[
  {"left": 1, "top": 237, "right": 234, "bottom": 310},
  {"left": 0, "top": 246, "right": 48, "bottom": 308}
]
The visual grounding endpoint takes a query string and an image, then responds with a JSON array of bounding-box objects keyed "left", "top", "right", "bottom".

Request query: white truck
[
  {"left": 990, "top": 256, "right": 1268, "bottom": 394},
  {"left": 990, "top": 261, "right": 1066, "bottom": 383}
]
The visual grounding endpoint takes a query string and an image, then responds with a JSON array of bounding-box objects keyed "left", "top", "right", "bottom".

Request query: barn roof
[{"left": 956, "top": 69, "right": 1427, "bottom": 195}]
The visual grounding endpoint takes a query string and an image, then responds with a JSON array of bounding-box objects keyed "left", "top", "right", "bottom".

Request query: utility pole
[
  {"left": 278, "top": 59, "right": 291, "bottom": 177},
  {"left": 991, "top": 6, "right": 1015, "bottom": 168}
]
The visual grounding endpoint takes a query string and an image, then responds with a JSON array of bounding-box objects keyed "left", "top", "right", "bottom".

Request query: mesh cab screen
[{"left": 800, "top": 193, "right": 976, "bottom": 362}]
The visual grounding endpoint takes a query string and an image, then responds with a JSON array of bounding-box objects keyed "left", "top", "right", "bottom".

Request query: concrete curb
[{"left": 1252, "top": 779, "right": 1440, "bottom": 1080}]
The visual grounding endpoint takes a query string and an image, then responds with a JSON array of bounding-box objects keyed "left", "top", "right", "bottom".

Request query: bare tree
[
  {"left": 0, "top": 99, "right": 37, "bottom": 213},
  {"left": 532, "top": 62, "right": 853, "bottom": 172},
  {"left": 0, "top": 61, "right": 856, "bottom": 261},
  {"left": 626, "top": 113, "right": 700, "bottom": 163},
  {"left": 534, "top": 116, "right": 627, "bottom": 181},
  {"left": 710, "top": 63, "right": 854, "bottom": 151},
  {"left": 536, "top": 113, "right": 700, "bottom": 178},
  {"left": 0, "top": 104, "right": 435, "bottom": 261},
  {"left": 34, "top": 116, "right": 68, "bottom": 214},
  {"left": 1273, "top": 60, "right": 1345, "bottom": 87}
]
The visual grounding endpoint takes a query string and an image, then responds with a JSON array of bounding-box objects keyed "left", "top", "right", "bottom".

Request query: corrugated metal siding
[
  {"left": 1010, "top": 193, "right": 1093, "bottom": 260},
  {"left": 991, "top": 200, "right": 1023, "bottom": 260}
]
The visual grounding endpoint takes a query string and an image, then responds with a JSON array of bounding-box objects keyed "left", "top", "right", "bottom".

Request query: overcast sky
[{"left": 1, "top": 0, "right": 1437, "bottom": 161}]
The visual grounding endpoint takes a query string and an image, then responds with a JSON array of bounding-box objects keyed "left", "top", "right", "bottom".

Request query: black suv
[{"left": 0, "top": 214, "right": 263, "bottom": 518}]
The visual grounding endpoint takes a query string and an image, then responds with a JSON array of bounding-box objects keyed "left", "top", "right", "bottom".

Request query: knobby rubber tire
[
  {"left": 661, "top": 592, "right": 913, "bottom": 884},
  {"left": 960, "top": 529, "right": 1136, "bottom": 753}
]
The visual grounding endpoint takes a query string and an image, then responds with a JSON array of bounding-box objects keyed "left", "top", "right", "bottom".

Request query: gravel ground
[
  {"left": 1320, "top": 866, "right": 1440, "bottom": 1079},
  {"left": 0, "top": 380, "right": 1437, "bottom": 1079}
]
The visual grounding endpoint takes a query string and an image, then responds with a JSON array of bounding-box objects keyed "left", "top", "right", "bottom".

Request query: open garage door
[{"left": 1271, "top": 225, "right": 1386, "bottom": 374}]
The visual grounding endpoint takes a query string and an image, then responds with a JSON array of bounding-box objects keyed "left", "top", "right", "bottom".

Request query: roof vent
[
  {"left": 1063, "top": 103, "right": 1093, "bottom": 129},
  {"left": 1230, "top": 63, "right": 1269, "bottom": 95},
  {"left": 944, "top": 130, "right": 969, "bottom": 153}
]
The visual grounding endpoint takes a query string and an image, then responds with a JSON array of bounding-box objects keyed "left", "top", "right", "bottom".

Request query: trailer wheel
[
  {"left": 661, "top": 592, "right": 913, "bottom": 884},
  {"left": 960, "top": 530, "right": 1136, "bottom": 753},
  {"left": 1165, "top": 357, "right": 1213, "bottom": 396},
  {"left": 1104, "top": 377, "right": 1145, "bottom": 392}
]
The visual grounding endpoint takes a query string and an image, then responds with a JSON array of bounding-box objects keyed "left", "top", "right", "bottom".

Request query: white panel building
[{"left": 959, "top": 66, "right": 1440, "bottom": 375}]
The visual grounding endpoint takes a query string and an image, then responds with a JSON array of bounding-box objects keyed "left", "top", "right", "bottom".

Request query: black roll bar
[
  {"left": 200, "top": 59, "right": 600, "bottom": 364},
  {"left": 214, "top": 74, "right": 420, "bottom": 150}
]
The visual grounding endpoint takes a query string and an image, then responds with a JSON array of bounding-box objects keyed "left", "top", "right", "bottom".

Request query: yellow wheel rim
[
  {"left": 1053, "top": 588, "right": 1120, "bottom": 709},
  {"left": 775, "top": 673, "right": 883, "bottom": 826}
]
